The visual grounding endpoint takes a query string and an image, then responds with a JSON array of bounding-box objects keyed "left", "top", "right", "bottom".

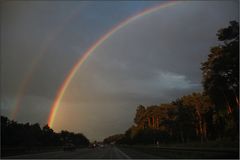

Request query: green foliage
[
  {"left": 59, "top": 130, "right": 89, "bottom": 146},
  {"left": 1, "top": 116, "right": 89, "bottom": 147},
  {"left": 201, "top": 21, "right": 239, "bottom": 111},
  {"left": 133, "top": 128, "right": 170, "bottom": 144},
  {"left": 118, "top": 92, "right": 218, "bottom": 144},
  {"left": 201, "top": 20, "right": 239, "bottom": 139}
]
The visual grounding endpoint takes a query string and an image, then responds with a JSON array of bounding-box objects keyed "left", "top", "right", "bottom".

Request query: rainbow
[
  {"left": 48, "top": 1, "right": 179, "bottom": 128},
  {"left": 10, "top": 7, "right": 82, "bottom": 120}
]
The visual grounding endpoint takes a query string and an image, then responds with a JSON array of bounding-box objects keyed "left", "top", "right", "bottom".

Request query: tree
[
  {"left": 201, "top": 21, "right": 239, "bottom": 111},
  {"left": 134, "top": 105, "right": 146, "bottom": 128},
  {"left": 58, "top": 130, "right": 89, "bottom": 146},
  {"left": 172, "top": 99, "right": 196, "bottom": 143},
  {"left": 41, "top": 124, "right": 60, "bottom": 146},
  {"left": 180, "top": 93, "right": 214, "bottom": 142},
  {"left": 201, "top": 21, "right": 239, "bottom": 139}
]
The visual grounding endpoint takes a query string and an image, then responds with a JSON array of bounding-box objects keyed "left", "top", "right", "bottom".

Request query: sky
[{"left": 1, "top": 1, "right": 239, "bottom": 141}]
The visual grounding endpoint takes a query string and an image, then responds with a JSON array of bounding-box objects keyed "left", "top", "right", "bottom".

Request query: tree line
[
  {"left": 104, "top": 21, "right": 239, "bottom": 145},
  {"left": 1, "top": 116, "right": 89, "bottom": 148}
]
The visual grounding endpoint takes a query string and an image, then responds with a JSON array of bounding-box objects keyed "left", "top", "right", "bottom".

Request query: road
[
  {"left": 5, "top": 145, "right": 236, "bottom": 159},
  {"left": 4, "top": 145, "right": 159, "bottom": 159}
]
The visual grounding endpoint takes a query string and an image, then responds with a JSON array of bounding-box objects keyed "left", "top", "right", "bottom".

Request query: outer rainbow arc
[
  {"left": 10, "top": 7, "right": 82, "bottom": 120},
  {"left": 48, "top": 1, "right": 179, "bottom": 128}
]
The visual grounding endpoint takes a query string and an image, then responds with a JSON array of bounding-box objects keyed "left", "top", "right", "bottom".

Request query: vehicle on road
[{"left": 88, "top": 143, "right": 97, "bottom": 148}]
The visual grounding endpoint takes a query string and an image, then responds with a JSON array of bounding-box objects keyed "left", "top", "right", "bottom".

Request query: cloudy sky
[{"left": 1, "top": 1, "right": 238, "bottom": 140}]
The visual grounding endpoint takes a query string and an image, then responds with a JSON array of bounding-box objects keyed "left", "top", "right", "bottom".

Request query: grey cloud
[{"left": 1, "top": 1, "right": 238, "bottom": 140}]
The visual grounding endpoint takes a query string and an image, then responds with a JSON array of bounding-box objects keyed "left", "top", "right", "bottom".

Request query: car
[{"left": 88, "top": 143, "right": 96, "bottom": 148}]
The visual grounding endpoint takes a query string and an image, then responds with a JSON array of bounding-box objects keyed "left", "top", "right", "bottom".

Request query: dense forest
[
  {"left": 104, "top": 21, "right": 239, "bottom": 145},
  {"left": 1, "top": 116, "right": 89, "bottom": 156}
]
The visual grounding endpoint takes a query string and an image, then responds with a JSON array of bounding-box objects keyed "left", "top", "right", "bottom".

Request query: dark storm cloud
[
  {"left": 1, "top": 1, "right": 161, "bottom": 99},
  {"left": 1, "top": 1, "right": 238, "bottom": 140}
]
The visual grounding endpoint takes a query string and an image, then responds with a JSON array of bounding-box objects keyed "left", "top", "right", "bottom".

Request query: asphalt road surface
[{"left": 4, "top": 146, "right": 159, "bottom": 159}]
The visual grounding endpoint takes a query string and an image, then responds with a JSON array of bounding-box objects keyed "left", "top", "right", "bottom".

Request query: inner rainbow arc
[{"left": 48, "top": 1, "right": 179, "bottom": 128}]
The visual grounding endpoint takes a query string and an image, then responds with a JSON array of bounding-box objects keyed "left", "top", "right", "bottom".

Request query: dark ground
[
  {"left": 2, "top": 145, "right": 238, "bottom": 159},
  {"left": 3, "top": 145, "right": 158, "bottom": 159}
]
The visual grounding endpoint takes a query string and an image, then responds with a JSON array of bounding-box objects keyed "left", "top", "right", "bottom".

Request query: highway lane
[
  {"left": 5, "top": 145, "right": 236, "bottom": 159},
  {"left": 4, "top": 145, "right": 159, "bottom": 159}
]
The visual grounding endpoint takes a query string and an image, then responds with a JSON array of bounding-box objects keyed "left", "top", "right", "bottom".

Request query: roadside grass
[
  {"left": 162, "top": 139, "right": 239, "bottom": 148},
  {"left": 117, "top": 140, "right": 239, "bottom": 159}
]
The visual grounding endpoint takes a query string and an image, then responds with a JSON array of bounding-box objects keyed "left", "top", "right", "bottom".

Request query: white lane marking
[{"left": 115, "top": 146, "right": 131, "bottom": 159}]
